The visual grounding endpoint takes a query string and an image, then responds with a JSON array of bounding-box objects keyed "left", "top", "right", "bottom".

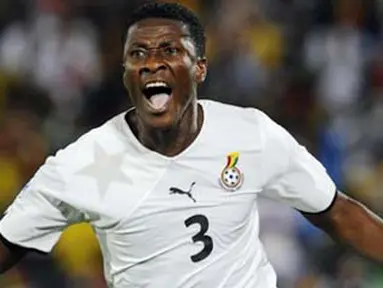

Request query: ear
[{"left": 194, "top": 57, "right": 208, "bottom": 83}]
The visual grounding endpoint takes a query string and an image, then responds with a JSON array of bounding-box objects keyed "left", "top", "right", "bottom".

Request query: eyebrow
[
  {"left": 129, "top": 42, "right": 149, "bottom": 49},
  {"left": 159, "top": 40, "right": 176, "bottom": 48},
  {"left": 129, "top": 40, "right": 178, "bottom": 49},
  {"left": 128, "top": 33, "right": 191, "bottom": 48}
]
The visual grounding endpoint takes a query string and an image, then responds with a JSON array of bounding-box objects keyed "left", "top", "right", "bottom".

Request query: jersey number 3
[{"left": 184, "top": 214, "right": 213, "bottom": 262}]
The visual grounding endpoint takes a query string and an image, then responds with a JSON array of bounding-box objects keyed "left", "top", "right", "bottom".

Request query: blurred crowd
[{"left": 0, "top": 0, "right": 383, "bottom": 287}]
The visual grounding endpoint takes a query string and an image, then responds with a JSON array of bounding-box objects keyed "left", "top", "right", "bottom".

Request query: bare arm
[
  {"left": 0, "top": 235, "right": 27, "bottom": 274},
  {"left": 303, "top": 191, "right": 383, "bottom": 264}
]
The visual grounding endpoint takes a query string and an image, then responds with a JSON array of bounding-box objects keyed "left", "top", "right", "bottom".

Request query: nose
[{"left": 139, "top": 55, "right": 167, "bottom": 76}]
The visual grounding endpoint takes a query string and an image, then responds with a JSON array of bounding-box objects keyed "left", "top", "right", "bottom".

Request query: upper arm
[
  {"left": 302, "top": 191, "right": 369, "bottom": 235},
  {"left": 0, "top": 232, "right": 29, "bottom": 273}
]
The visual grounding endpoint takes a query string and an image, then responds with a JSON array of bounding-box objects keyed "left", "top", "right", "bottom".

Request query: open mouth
[{"left": 142, "top": 81, "right": 172, "bottom": 112}]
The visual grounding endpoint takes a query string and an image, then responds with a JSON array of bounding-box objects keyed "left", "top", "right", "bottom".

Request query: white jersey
[{"left": 0, "top": 100, "right": 336, "bottom": 288}]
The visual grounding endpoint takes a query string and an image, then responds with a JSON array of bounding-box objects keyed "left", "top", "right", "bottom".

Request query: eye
[
  {"left": 130, "top": 49, "right": 146, "bottom": 59},
  {"left": 164, "top": 46, "right": 180, "bottom": 56}
]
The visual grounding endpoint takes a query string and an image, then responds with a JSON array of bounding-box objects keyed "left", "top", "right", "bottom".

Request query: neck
[{"left": 128, "top": 101, "right": 203, "bottom": 157}]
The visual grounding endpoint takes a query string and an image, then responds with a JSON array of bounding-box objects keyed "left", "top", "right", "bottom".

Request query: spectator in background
[
  {"left": 0, "top": 0, "right": 102, "bottom": 149},
  {"left": 203, "top": 0, "right": 283, "bottom": 108},
  {"left": 32, "top": 0, "right": 102, "bottom": 121},
  {"left": 0, "top": 2, "right": 31, "bottom": 77},
  {"left": 0, "top": 80, "right": 52, "bottom": 211},
  {"left": 304, "top": 0, "right": 372, "bottom": 115},
  {"left": 303, "top": 0, "right": 381, "bottom": 210}
]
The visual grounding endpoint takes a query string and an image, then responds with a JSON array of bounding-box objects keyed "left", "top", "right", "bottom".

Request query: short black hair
[{"left": 126, "top": 1, "right": 206, "bottom": 57}]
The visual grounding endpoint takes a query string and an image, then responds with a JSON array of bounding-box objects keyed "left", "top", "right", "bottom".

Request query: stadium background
[{"left": 0, "top": 0, "right": 383, "bottom": 287}]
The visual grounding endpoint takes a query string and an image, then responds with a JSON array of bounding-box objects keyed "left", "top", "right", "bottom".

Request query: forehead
[{"left": 126, "top": 18, "right": 191, "bottom": 44}]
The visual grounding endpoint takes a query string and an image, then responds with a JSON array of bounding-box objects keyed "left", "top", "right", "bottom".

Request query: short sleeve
[
  {"left": 259, "top": 112, "right": 336, "bottom": 213},
  {"left": 0, "top": 157, "right": 83, "bottom": 253}
]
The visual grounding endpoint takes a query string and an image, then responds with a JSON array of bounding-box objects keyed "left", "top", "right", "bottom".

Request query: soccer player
[{"left": 0, "top": 2, "right": 382, "bottom": 287}]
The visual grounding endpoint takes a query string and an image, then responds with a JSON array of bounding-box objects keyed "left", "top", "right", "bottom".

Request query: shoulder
[
  {"left": 201, "top": 99, "right": 289, "bottom": 148},
  {"left": 201, "top": 99, "right": 278, "bottom": 126},
  {"left": 45, "top": 112, "right": 128, "bottom": 175}
]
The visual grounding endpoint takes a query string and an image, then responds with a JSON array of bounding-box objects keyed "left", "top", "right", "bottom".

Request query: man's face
[{"left": 123, "top": 18, "right": 206, "bottom": 129}]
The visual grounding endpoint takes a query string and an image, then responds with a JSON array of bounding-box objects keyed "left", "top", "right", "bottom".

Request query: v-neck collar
[{"left": 119, "top": 100, "right": 210, "bottom": 161}]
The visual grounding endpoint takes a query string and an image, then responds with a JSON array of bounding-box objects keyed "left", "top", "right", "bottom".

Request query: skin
[
  {"left": 304, "top": 192, "right": 383, "bottom": 264},
  {"left": 0, "top": 237, "right": 25, "bottom": 273},
  {"left": 1, "top": 17, "right": 383, "bottom": 274},
  {"left": 122, "top": 18, "right": 207, "bottom": 156}
]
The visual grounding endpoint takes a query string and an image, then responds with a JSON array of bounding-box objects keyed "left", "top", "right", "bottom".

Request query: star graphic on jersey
[{"left": 76, "top": 143, "right": 131, "bottom": 197}]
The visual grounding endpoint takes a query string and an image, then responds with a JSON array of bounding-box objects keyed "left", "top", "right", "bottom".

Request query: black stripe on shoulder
[
  {"left": 0, "top": 234, "right": 48, "bottom": 256},
  {"left": 299, "top": 189, "right": 338, "bottom": 215}
]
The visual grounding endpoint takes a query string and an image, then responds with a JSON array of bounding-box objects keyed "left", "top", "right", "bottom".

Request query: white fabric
[{"left": 0, "top": 100, "right": 336, "bottom": 288}]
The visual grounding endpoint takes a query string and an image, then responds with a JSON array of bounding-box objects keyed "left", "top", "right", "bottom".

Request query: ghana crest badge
[{"left": 219, "top": 152, "right": 244, "bottom": 191}]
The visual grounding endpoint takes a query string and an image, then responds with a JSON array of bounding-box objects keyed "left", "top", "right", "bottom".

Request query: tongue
[{"left": 149, "top": 93, "right": 170, "bottom": 110}]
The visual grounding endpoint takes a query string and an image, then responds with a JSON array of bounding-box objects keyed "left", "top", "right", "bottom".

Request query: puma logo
[{"left": 169, "top": 182, "right": 196, "bottom": 203}]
